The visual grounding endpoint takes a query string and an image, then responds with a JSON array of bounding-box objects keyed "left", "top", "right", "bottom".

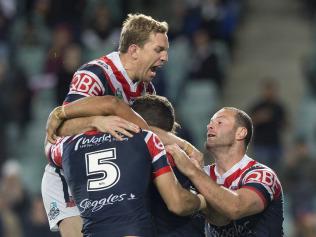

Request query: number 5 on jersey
[{"left": 85, "top": 148, "right": 120, "bottom": 191}]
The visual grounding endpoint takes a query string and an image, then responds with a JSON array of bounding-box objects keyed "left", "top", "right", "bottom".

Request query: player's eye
[{"left": 155, "top": 47, "right": 164, "bottom": 53}]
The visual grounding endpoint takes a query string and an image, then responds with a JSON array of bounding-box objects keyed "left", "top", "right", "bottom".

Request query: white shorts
[{"left": 41, "top": 164, "right": 80, "bottom": 231}]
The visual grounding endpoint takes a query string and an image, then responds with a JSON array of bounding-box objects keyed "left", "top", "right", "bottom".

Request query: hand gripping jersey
[
  {"left": 48, "top": 130, "right": 171, "bottom": 237},
  {"left": 64, "top": 51, "right": 155, "bottom": 105},
  {"left": 204, "top": 155, "right": 284, "bottom": 237},
  {"left": 151, "top": 153, "right": 205, "bottom": 237}
]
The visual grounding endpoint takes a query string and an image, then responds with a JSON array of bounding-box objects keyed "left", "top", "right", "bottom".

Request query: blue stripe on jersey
[
  {"left": 152, "top": 157, "right": 170, "bottom": 176},
  {"left": 64, "top": 93, "right": 86, "bottom": 104},
  {"left": 243, "top": 182, "right": 271, "bottom": 205},
  {"left": 54, "top": 167, "right": 71, "bottom": 203}
]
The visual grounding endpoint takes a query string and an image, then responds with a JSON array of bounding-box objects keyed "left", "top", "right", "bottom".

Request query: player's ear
[
  {"left": 128, "top": 44, "right": 139, "bottom": 59},
  {"left": 236, "top": 127, "right": 247, "bottom": 141}
]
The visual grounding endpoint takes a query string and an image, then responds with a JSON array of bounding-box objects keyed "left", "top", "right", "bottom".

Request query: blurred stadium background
[{"left": 0, "top": 0, "right": 316, "bottom": 236}]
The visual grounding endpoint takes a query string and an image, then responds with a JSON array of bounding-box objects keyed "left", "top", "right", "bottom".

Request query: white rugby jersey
[
  {"left": 65, "top": 51, "right": 155, "bottom": 105},
  {"left": 204, "top": 155, "right": 284, "bottom": 237}
]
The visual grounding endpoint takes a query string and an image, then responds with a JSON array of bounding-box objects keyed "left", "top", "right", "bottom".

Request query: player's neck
[{"left": 211, "top": 146, "right": 245, "bottom": 176}]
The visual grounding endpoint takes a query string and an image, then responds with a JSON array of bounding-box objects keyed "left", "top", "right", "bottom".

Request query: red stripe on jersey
[
  {"left": 102, "top": 56, "right": 132, "bottom": 100},
  {"left": 166, "top": 152, "right": 175, "bottom": 167},
  {"left": 223, "top": 160, "right": 257, "bottom": 188},
  {"left": 146, "top": 133, "right": 165, "bottom": 160},
  {"left": 209, "top": 165, "right": 216, "bottom": 181},
  {"left": 50, "top": 137, "right": 70, "bottom": 168},
  {"left": 243, "top": 186, "right": 268, "bottom": 208},
  {"left": 52, "top": 143, "right": 62, "bottom": 168},
  {"left": 153, "top": 166, "right": 172, "bottom": 179},
  {"left": 102, "top": 56, "right": 152, "bottom": 98},
  {"left": 102, "top": 70, "right": 116, "bottom": 95},
  {"left": 84, "top": 130, "right": 101, "bottom": 136}
]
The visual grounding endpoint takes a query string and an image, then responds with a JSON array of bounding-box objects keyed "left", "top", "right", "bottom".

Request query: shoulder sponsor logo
[
  {"left": 69, "top": 73, "right": 103, "bottom": 96},
  {"left": 48, "top": 201, "right": 60, "bottom": 220},
  {"left": 243, "top": 169, "right": 282, "bottom": 197},
  {"left": 74, "top": 134, "right": 128, "bottom": 151},
  {"left": 78, "top": 193, "right": 137, "bottom": 213}
]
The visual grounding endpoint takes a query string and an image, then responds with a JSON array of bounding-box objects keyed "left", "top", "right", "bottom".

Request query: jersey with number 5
[{"left": 47, "top": 130, "right": 171, "bottom": 237}]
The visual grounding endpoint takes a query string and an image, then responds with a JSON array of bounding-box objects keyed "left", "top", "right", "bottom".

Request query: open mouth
[
  {"left": 207, "top": 133, "right": 215, "bottom": 138},
  {"left": 150, "top": 65, "right": 159, "bottom": 73}
]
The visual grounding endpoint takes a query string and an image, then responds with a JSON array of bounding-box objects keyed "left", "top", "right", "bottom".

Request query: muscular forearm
[
  {"left": 62, "top": 96, "right": 148, "bottom": 129},
  {"left": 57, "top": 117, "right": 96, "bottom": 136},
  {"left": 63, "top": 96, "right": 118, "bottom": 117},
  {"left": 167, "top": 145, "right": 264, "bottom": 220},
  {"left": 173, "top": 188, "right": 202, "bottom": 216},
  {"left": 187, "top": 168, "right": 244, "bottom": 220},
  {"left": 203, "top": 203, "right": 231, "bottom": 226},
  {"left": 155, "top": 172, "right": 205, "bottom": 216}
]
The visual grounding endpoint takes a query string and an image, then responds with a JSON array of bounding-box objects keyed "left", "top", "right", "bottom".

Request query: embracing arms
[
  {"left": 166, "top": 145, "right": 265, "bottom": 225},
  {"left": 46, "top": 96, "right": 148, "bottom": 143}
]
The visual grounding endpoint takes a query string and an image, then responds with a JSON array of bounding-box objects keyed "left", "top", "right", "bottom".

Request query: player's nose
[{"left": 160, "top": 51, "right": 168, "bottom": 63}]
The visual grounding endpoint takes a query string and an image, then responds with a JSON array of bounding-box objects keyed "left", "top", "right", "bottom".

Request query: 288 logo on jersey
[
  {"left": 243, "top": 169, "right": 282, "bottom": 198},
  {"left": 69, "top": 72, "right": 103, "bottom": 96}
]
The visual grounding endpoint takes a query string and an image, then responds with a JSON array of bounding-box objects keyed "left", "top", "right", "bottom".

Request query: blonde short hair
[{"left": 119, "top": 13, "right": 168, "bottom": 53}]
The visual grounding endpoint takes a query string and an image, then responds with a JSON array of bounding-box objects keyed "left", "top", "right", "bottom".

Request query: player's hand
[
  {"left": 46, "top": 108, "right": 64, "bottom": 144},
  {"left": 91, "top": 116, "right": 140, "bottom": 141},
  {"left": 182, "top": 141, "right": 204, "bottom": 167},
  {"left": 190, "top": 149, "right": 204, "bottom": 167},
  {"left": 150, "top": 127, "right": 204, "bottom": 166},
  {"left": 150, "top": 127, "right": 176, "bottom": 145},
  {"left": 165, "top": 144, "right": 199, "bottom": 176}
]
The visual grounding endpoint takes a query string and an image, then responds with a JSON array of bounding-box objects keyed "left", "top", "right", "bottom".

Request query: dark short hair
[
  {"left": 224, "top": 107, "right": 253, "bottom": 149},
  {"left": 131, "top": 95, "right": 178, "bottom": 132}
]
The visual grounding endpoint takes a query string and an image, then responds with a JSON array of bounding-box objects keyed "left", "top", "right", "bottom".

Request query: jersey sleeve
[
  {"left": 241, "top": 167, "right": 282, "bottom": 207},
  {"left": 64, "top": 64, "right": 113, "bottom": 103},
  {"left": 46, "top": 137, "right": 70, "bottom": 168},
  {"left": 143, "top": 130, "right": 172, "bottom": 179}
]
